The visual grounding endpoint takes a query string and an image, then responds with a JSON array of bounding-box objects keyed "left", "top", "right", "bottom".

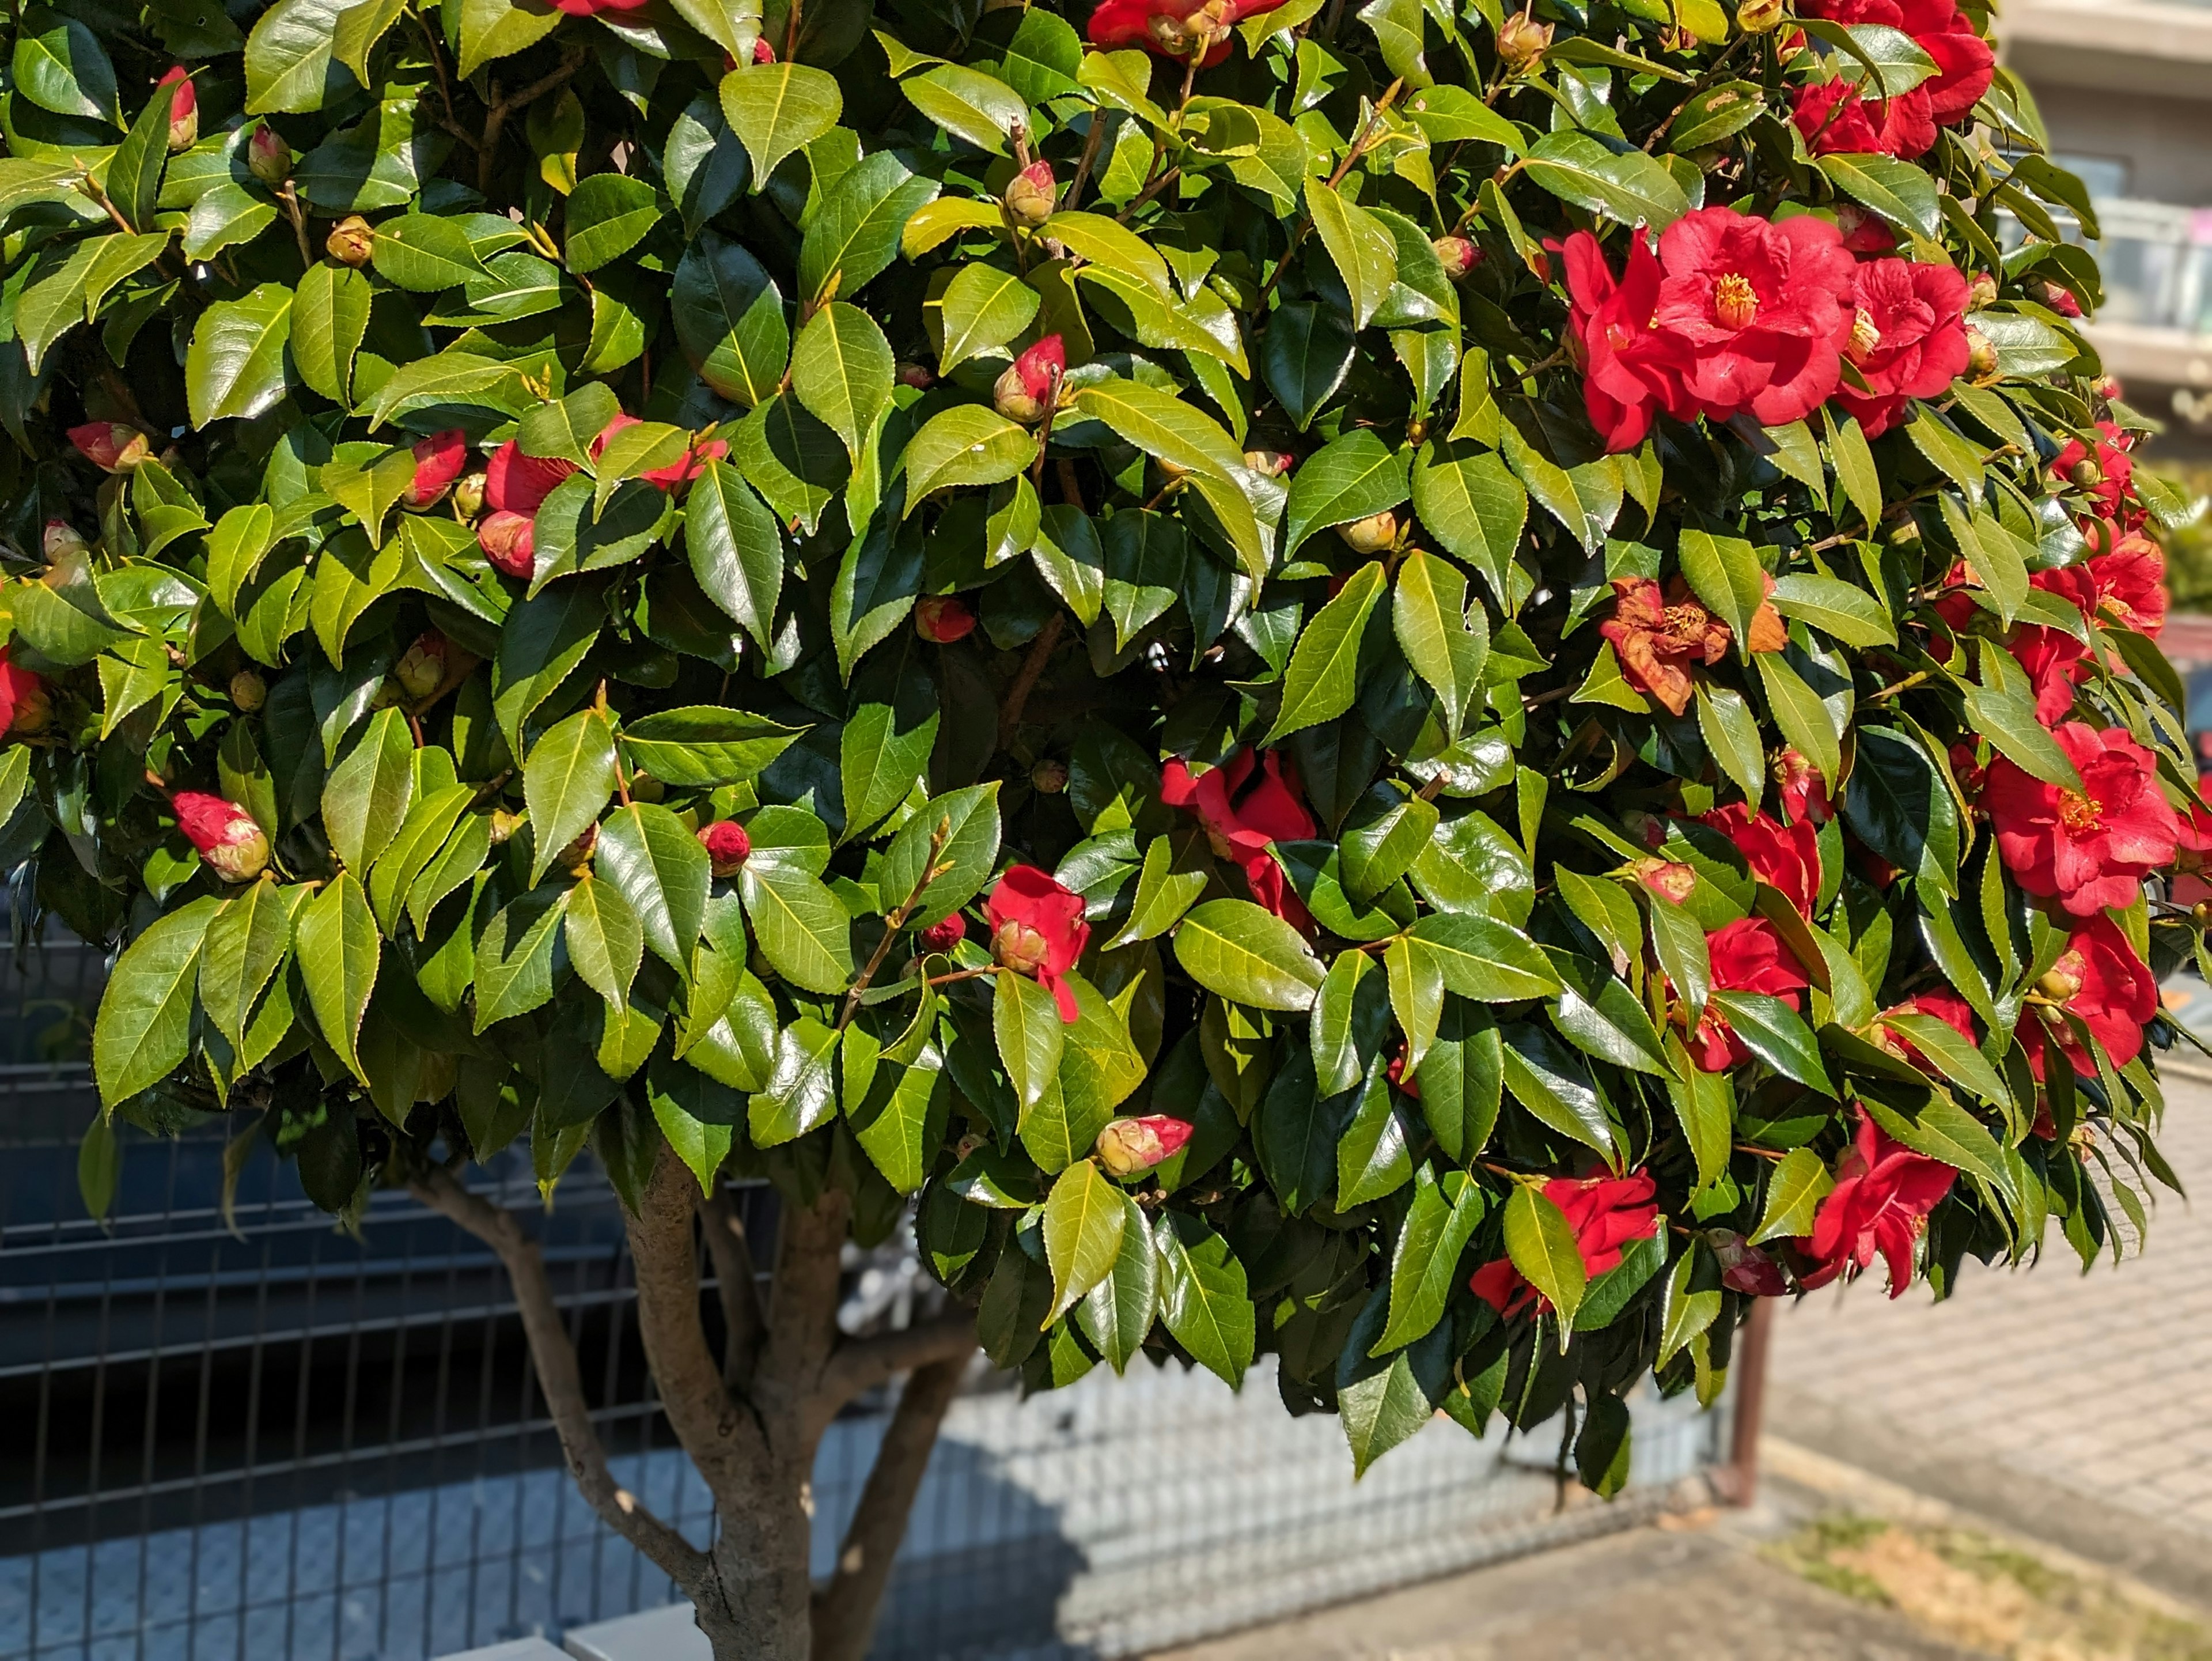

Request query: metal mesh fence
[{"left": 0, "top": 928, "right": 1732, "bottom": 1661}]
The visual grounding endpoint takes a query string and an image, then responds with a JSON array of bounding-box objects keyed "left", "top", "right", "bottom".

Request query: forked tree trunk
[{"left": 412, "top": 1147, "right": 978, "bottom": 1661}]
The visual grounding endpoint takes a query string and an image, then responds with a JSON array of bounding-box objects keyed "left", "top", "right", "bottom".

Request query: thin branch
[
  {"left": 998, "top": 613, "right": 1067, "bottom": 750},
  {"left": 806, "top": 1346, "right": 976, "bottom": 1661},
  {"left": 838, "top": 820, "right": 950, "bottom": 1031},
  {"left": 410, "top": 1166, "right": 708, "bottom": 1585},
  {"left": 699, "top": 1183, "right": 765, "bottom": 1391},
  {"left": 817, "top": 1308, "right": 979, "bottom": 1412},
  {"left": 478, "top": 50, "right": 586, "bottom": 197},
  {"left": 1063, "top": 110, "right": 1109, "bottom": 215}
]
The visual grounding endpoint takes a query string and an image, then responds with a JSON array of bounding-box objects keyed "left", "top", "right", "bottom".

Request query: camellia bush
[{"left": 3, "top": 0, "right": 2204, "bottom": 1652}]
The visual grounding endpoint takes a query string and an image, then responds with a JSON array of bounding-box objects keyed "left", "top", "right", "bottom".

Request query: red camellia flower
[
  {"left": 1095, "top": 1114, "right": 1195, "bottom": 1176},
  {"left": 1160, "top": 748, "right": 1319, "bottom": 926},
  {"left": 1700, "top": 801, "right": 1821, "bottom": 918},
  {"left": 2032, "top": 534, "right": 2169, "bottom": 638},
  {"left": 993, "top": 335, "right": 1066, "bottom": 425},
  {"left": 404, "top": 430, "right": 469, "bottom": 510},
  {"left": 1685, "top": 917, "right": 1810, "bottom": 1072},
  {"left": 914, "top": 596, "right": 977, "bottom": 644},
  {"left": 1834, "top": 258, "right": 1970, "bottom": 437},
  {"left": 1386, "top": 1040, "right": 1420, "bottom": 1099},
  {"left": 476, "top": 441, "right": 578, "bottom": 576},
  {"left": 0, "top": 648, "right": 50, "bottom": 736},
  {"left": 1558, "top": 228, "right": 1675, "bottom": 451},
  {"left": 550, "top": 0, "right": 648, "bottom": 18},
  {"left": 1797, "top": 0, "right": 1995, "bottom": 123},
  {"left": 1469, "top": 1171, "right": 1660, "bottom": 1318},
  {"left": 1790, "top": 79, "right": 1936, "bottom": 161},
  {"left": 173, "top": 792, "right": 270, "bottom": 883},
  {"left": 2052, "top": 420, "right": 2136, "bottom": 524},
  {"left": 589, "top": 414, "right": 728, "bottom": 491},
  {"left": 2027, "top": 911, "right": 2159, "bottom": 1078},
  {"left": 1982, "top": 722, "right": 2180, "bottom": 917},
  {"left": 917, "top": 913, "right": 967, "bottom": 955},
  {"left": 1598, "top": 575, "right": 1786, "bottom": 717},
  {"left": 1086, "top": 0, "right": 1285, "bottom": 67},
  {"left": 1773, "top": 747, "right": 1832, "bottom": 824},
  {"left": 1874, "top": 989, "right": 1975, "bottom": 1072},
  {"left": 698, "top": 820, "right": 751, "bottom": 877},
  {"left": 2011, "top": 625, "right": 2093, "bottom": 725},
  {"left": 156, "top": 67, "right": 198, "bottom": 150},
  {"left": 1797, "top": 1106, "right": 1957, "bottom": 1296},
  {"left": 984, "top": 865, "right": 1090, "bottom": 1022}
]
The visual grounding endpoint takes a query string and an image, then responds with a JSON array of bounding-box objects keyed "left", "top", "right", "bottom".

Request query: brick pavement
[{"left": 1770, "top": 1067, "right": 2212, "bottom": 1545}]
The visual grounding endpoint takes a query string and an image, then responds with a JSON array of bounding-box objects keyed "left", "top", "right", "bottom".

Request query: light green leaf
[{"left": 296, "top": 872, "right": 379, "bottom": 1082}]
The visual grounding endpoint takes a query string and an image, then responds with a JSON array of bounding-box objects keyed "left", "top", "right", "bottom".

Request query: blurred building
[{"left": 2003, "top": 0, "right": 2212, "bottom": 457}]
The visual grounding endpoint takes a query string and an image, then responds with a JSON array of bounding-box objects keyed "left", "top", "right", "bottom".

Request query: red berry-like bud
[
  {"left": 751, "top": 35, "right": 775, "bottom": 62},
  {"left": 405, "top": 430, "right": 468, "bottom": 510},
  {"left": 172, "top": 791, "right": 270, "bottom": 883},
  {"left": 699, "top": 819, "right": 751, "bottom": 876},
  {"left": 1094, "top": 1115, "right": 1195, "bottom": 1177},
  {"left": 993, "top": 335, "right": 1065, "bottom": 425},
  {"left": 68, "top": 422, "right": 150, "bottom": 474},
  {"left": 246, "top": 122, "right": 291, "bottom": 187},
  {"left": 915, "top": 595, "right": 977, "bottom": 644},
  {"left": 0, "top": 649, "right": 49, "bottom": 737},
  {"left": 918, "top": 913, "right": 966, "bottom": 954},
  {"left": 1431, "top": 235, "right": 1479, "bottom": 279},
  {"left": 477, "top": 510, "right": 536, "bottom": 577},
  {"left": 156, "top": 67, "right": 198, "bottom": 151},
  {"left": 1003, "top": 160, "right": 1056, "bottom": 228},
  {"left": 896, "top": 362, "right": 935, "bottom": 390}
]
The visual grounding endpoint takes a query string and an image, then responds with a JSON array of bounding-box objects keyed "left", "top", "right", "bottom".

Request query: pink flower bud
[
  {"left": 698, "top": 819, "right": 751, "bottom": 876},
  {"left": 1335, "top": 510, "right": 1397, "bottom": 554},
  {"left": 405, "top": 430, "right": 468, "bottom": 510},
  {"left": 1095, "top": 1115, "right": 1195, "bottom": 1178},
  {"left": 896, "top": 362, "right": 935, "bottom": 389},
  {"left": 1635, "top": 858, "right": 1697, "bottom": 905},
  {"left": 42, "top": 520, "right": 86, "bottom": 562},
  {"left": 68, "top": 422, "right": 150, "bottom": 474},
  {"left": 393, "top": 631, "right": 448, "bottom": 701},
  {"left": 918, "top": 913, "right": 966, "bottom": 954},
  {"left": 156, "top": 67, "right": 198, "bottom": 151},
  {"left": 476, "top": 510, "right": 536, "bottom": 578},
  {"left": 915, "top": 595, "right": 977, "bottom": 644},
  {"left": 1003, "top": 160, "right": 1056, "bottom": 228},
  {"left": 993, "top": 335, "right": 1065, "bottom": 425},
  {"left": 1243, "top": 449, "right": 1294, "bottom": 479},
  {"left": 172, "top": 791, "right": 270, "bottom": 883},
  {"left": 230, "top": 669, "right": 266, "bottom": 711},
  {"left": 326, "top": 214, "right": 374, "bottom": 267},
  {"left": 246, "top": 122, "right": 290, "bottom": 187},
  {"left": 1431, "top": 235, "right": 1479, "bottom": 280}
]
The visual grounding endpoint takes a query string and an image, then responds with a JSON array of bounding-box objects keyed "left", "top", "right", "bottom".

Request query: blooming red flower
[
  {"left": 404, "top": 430, "right": 469, "bottom": 510},
  {"left": 1774, "top": 747, "right": 1832, "bottom": 824},
  {"left": 1685, "top": 917, "right": 1810, "bottom": 1072},
  {"left": 1650, "top": 207, "right": 1858, "bottom": 429},
  {"left": 2052, "top": 421, "right": 2136, "bottom": 524},
  {"left": 2011, "top": 625, "right": 2093, "bottom": 725},
  {"left": 1834, "top": 258, "right": 1970, "bottom": 437},
  {"left": 1983, "top": 722, "right": 2180, "bottom": 917},
  {"left": 1085, "top": 0, "right": 1285, "bottom": 67},
  {"left": 698, "top": 820, "right": 750, "bottom": 877},
  {"left": 2026, "top": 911, "right": 2160, "bottom": 1079},
  {"left": 994, "top": 335, "right": 1066, "bottom": 424},
  {"left": 1791, "top": 79, "right": 1936, "bottom": 161},
  {"left": 173, "top": 792, "right": 270, "bottom": 883},
  {"left": 1095, "top": 1114, "right": 1195, "bottom": 1176},
  {"left": 914, "top": 596, "right": 977, "bottom": 644},
  {"left": 156, "top": 67, "right": 197, "bottom": 150},
  {"left": 1597, "top": 575, "right": 1785, "bottom": 717},
  {"left": 1469, "top": 1171, "right": 1660, "bottom": 1318},
  {"left": 1558, "top": 228, "right": 1676, "bottom": 452},
  {"left": 985, "top": 865, "right": 1090, "bottom": 1022},
  {"left": 2032, "top": 534, "right": 2168, "bottom": 638},
  {"left": 917, "top": 913, "right": 967, "bottom": 955},
  {"left": 589, "top": 414, "right": 727, "bottom": 491},
  {"left": 1797, "top": 1106, "right": 1956, "bottom": 1296},
  {"left": 1700, "top": 801, "right": 1821, "bottom": 917},
  {"left": 1797, "top": 0, "right": 1994, "bottom": 123},
  {"left": 1160, "top": 748, "right": 1318, "bottom": 926},
  {"left": 0, "top": 648, "right": 49, "bottom": 736}
]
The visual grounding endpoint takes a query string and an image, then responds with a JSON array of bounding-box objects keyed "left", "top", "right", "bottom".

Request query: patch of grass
[{"left": 1767, "top": 1514, "right": 2212, "bottom": 1661}]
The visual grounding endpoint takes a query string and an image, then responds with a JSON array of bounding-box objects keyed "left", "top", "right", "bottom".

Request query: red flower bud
[
  {"left": 172, "top": 791, "right": 270, "bottom": 883},
  {"left": 0, "top": 649, "right": 49, "bottom": 737},
  {"left": 326, "top": 214, "right": 374, "bottom": 267},
  {"left": 1966, "top": 271, "right": 1999, "bottom": 310},
  {"left": 896, "top": 362, "right": 935, "bottom": 390},
  {"left": 917, "top": 913, "right": 966, "bottom": 954},
  {"left": 993, "top": 335, "right": 1065, "bottom": 425},
  {"left": 1431, "top": 234, "right": 1479, "bottom": 279},
  {"left": 1094, "top": 1115, "right": 1194, "bottom": 1177},
  {"left": 698, "top": 819, "right": 751, "bottom": 876},
  {"left": 1003, "top": 160, "right": 1057, "bottom": 228},
  {"left": 752, "top": 35, "right": 775, "bottom": 62},
  {"left": 68, "top": 422, "right": 150, "bottom": 474},
  {"left": 393, "top": 631, "right": 449, "bottom": 701},
  {"left": 1635, "top": 858, "right": 1697, "bottom": 905},
  {"left": 405, "top": 430, "right": 468, "bottom": 509},
  {"left": 1243, "top": 449, "right": 1294, "bottom": 479},
  {"left": 1707, "top": 1230, "right": 1789, "bottom": 1296},
  {"left": 1386, "top": 1042, "right": 1421, "bottom": 1099},
  {"left": 156, "top": 67, "right": 198, "bottom": 151},
  {"left": 984, "top": 865, "right": 1089, "bottom": 1023},
  {"left": 914, "top": 595, "right": 977, "bottom": 644},
  {"left": 246, "top": 122, "right": 291, "bottom": 187},
  {"left": 476, "top": 510, "right": 536, "bottom": 578}
]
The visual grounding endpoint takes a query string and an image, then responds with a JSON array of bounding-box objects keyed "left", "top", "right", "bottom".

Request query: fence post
[{"left": 1717, "top": 1296, "right": 1774, "bottom": 1507}]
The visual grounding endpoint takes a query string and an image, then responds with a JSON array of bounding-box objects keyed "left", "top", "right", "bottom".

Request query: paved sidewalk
[{"left": 1769, "top": 1063, "right": 2212, "bottom": 1600}]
